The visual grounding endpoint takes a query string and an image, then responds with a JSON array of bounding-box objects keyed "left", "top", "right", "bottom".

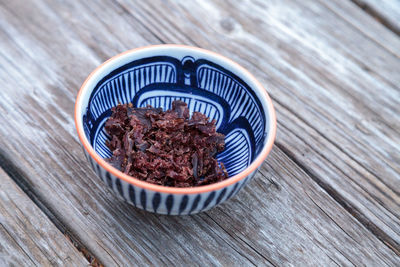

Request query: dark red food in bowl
[{"left": 105, "top": 100, "right": 228, "bottom": 187}]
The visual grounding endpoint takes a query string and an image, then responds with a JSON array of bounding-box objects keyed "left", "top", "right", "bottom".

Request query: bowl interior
[{"left": 81, "top": 48, "right": 270, "bottom": 178}]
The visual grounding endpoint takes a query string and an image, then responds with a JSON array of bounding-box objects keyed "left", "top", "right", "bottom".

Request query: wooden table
[{"left": 0, "top": 0, "right": 399, "bottom": 266}]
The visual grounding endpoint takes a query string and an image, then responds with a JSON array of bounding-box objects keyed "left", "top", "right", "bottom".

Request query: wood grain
[
  {"left": 0, "top": 168, "right": 87, "bottom": 266},
  {"left": 323, "top": 0, "right": 400, "bottom": 58},
  {"left": 116, "top": 0, "right": 400, "bottom": 251},
  {"left": 0, "top": 104, "right": 398, "bottom": 266},
  {"left": 0, "top": 0, "right": 399, "bottom": 265},
  {"left": 351, "top": 0, "right": 400, "bottom": 36}
]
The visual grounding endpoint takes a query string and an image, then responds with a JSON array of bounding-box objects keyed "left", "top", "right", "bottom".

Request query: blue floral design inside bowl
[{"left": 83, "top": 55, "right": 267, "bottom": 178}]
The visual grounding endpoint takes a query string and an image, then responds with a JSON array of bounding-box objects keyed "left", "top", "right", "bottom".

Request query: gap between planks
[
  {"left": 0, "top": 0, "right": 398, "bottom": 264},
  {"left": 1, "top": 0, "right": 399, "bottom": 256},
  {"left": 350, "top": 0, "right": 400, "bottom": 37},
  {"left": 103, "top": 1, "right": 400, "bottom": 255},
  {"left": 276, "top": 142, "right": 400, "bottom": 256},
  {"left": 0, "top": 150, "right": 103, "bottom": 267}
]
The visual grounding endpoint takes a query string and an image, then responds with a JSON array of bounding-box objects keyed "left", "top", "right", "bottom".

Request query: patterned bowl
[{"left": 75, "top": 45, "right": 276, "bottom": 215}]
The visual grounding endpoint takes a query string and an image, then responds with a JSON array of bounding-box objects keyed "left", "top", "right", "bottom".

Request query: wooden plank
[
  {"left": 0, "top": 168, "right": 87, "bottom": 266},
  {"left": 0, "top": 0, "right": 399, "bottom": 265},
  {"left": 351, "top": 0, "right": 400, "bottom": 36},
  {"left": 0, "top": 104, "right": 398, "bottom": 266},
  {"left": 320, "top": 0, "right": 400, "bottom": 58},
  {"left": 115, "top": 0, "right": 400, "bottom": 251}
]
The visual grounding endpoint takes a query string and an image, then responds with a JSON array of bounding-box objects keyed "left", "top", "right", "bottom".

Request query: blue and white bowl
[{"left": 75, "top": 45, "right": 276, "bottom": 215}]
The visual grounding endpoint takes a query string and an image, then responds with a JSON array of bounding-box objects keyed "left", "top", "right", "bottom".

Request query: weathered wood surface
[
  {"left": 352, "top": 0, "right": 400, "bottom": 35},
  {"left": 0, "top": 168, "right": 87, "bottom": 266},
  {"left": 0, "top": 0, "right": 399, "bottom": 266}
]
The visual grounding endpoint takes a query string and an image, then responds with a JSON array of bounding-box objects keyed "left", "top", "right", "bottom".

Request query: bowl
[{"left": 75, "top": 45, "right": 276, "bottom": 215}]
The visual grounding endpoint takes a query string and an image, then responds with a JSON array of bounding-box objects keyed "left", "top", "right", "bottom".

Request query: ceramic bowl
[{"left": 75, "top": 45, "right": 276, "bottom": 215}]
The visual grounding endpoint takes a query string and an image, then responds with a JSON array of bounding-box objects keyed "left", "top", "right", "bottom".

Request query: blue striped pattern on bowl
[
  {"left": 80, "top": 53, "right": 268, "bottom": 215},
  {"left": 84, "top": 149, "right": 256, "bottom": 215}
]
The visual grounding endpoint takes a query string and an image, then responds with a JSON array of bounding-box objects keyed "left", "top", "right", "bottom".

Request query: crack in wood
[
  {"left": 350, "top": 0, "right": 400, "bottom": 37},
  {"left": 0, "top": 0, "right": 399, "bottom": 264},
  {"left": 204, "top": 213, "right": 277, "bottom": 267},
  {"left": 112, "top": 0, "right": 165, "bottom": 44},
  {"left": 317, "top": 0, "right": 400, "bottom": 59},
  {"left": 277, "top": 118, "right": 400, "bottom": 218},
  {"left": 272, "top": 94, "right": 400, "bottom": 198},
  {"left": 95, "top": 1, "right": 400, "bottom": 256},
  {"left": 0, "top": 150, "right": 104, "bottom": 267},
  {"left": 0, "top": 223, "right": 37, "bottom": 266},
  {"left": 201, "top": 214, "right": 259, "bottom": 266},
  {"left": 304, "top": 192, "right": 359, "bottom": 266},
  {"left": 275, "top": 142, "right": 400, "bottom": 256}
]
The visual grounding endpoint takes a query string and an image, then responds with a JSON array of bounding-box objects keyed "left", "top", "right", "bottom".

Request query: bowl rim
[{"left": 75, "top": 44, "right": 276, "bottom": 194}]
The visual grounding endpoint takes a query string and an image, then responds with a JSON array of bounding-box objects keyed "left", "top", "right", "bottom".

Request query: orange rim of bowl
[{"left": 75, "top": 44, "right": 276, "bottom": 194}]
